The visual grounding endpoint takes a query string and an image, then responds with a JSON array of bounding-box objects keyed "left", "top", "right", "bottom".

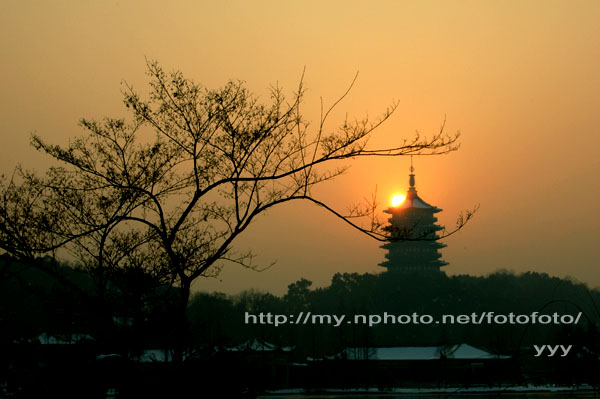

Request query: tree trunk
[{"left": 172, "top": 278, "right": 191, "bottom": 363}]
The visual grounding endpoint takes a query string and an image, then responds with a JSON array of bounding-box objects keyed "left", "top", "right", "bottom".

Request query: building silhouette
[{"left": 379, "top": 162, "right": 447, "bottom": 273}]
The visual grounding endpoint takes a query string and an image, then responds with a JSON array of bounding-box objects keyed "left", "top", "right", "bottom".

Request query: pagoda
[{"left": 379, "top": 162, "right": 448, "bottom": 273}]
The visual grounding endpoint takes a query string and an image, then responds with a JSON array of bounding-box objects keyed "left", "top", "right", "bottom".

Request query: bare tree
[{"left": 0, "top": 61, "right": 467, "bottom": 352}]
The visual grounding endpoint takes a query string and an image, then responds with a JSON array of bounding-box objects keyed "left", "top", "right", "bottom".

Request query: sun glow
[{"left": 392, "top": 194, "right": 406, "bottom": 207}]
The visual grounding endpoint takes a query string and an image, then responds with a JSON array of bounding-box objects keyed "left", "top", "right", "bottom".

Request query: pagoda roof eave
[{"left": 384, "top": 204, "right": 442, "bottom": 213}]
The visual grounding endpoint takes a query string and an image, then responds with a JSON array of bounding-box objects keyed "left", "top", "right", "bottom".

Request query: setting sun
[{"left": 392, "top": 194, "right": 406, "bottom": 207}]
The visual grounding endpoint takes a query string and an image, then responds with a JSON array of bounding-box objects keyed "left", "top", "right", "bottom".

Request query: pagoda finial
[{"left": 409, "top": 156, "right": 416, "bottom": 188}]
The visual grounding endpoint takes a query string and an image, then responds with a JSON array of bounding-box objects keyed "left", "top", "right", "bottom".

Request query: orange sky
[{"left": 1, "top": 1, "right": 599, "bottom": 294}]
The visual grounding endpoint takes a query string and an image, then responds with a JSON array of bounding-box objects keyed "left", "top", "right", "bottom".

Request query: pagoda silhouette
[{"left": 379, "top": 160, "right": 448, "bottom": 273}]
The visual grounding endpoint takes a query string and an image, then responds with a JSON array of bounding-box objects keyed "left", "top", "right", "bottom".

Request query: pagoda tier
[{"left": 379, "top": 166, "right": 448, "bottom": 273}]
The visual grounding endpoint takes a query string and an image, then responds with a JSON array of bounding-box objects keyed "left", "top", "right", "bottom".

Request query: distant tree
[
  {"left": 284, "top": 278, "right": 313, "bottom": 311},
  {"left": 0, "top": 60, "right": 466, "bottom": 354}
]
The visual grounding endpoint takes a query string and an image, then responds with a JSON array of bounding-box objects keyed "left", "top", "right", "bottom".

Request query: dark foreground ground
[{"left": 1, "top": 343, "right": 599, "bottom": 398}]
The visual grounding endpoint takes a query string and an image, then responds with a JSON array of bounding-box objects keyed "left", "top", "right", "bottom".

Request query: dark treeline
[
  {"left": 0, "top": 255, "right": 177, "bottom": 354},
  {"left": 2, "top": 255, "right": 600, "bottom": 396},
  {"left": 190, "top": 271, "right": 600, "bottom": 359},
  {"left": 2, "top": 254, "right": 599, "bottom": 359}
]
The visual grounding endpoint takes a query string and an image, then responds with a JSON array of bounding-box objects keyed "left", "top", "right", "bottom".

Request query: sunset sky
[{"left": 1, "top": 1, "right": 599, "bottom": 294}]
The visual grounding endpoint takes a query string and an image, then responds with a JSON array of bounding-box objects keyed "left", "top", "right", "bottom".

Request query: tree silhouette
[{"left": 0, "top": 61, "right": 463, "bottom": 354}]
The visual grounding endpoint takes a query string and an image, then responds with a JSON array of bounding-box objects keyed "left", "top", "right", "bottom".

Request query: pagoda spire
[{"left": 409, "top": 155, "right": 416, "bottom": 190}]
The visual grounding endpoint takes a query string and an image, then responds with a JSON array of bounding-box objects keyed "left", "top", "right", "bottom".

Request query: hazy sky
[{"left": 1, "top": 1, "right": 599, "bottom": 294}]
